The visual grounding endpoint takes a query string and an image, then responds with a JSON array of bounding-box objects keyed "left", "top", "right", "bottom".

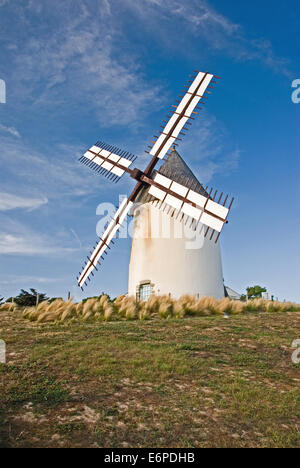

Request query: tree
[
  {"left": 14, "top": 289, "right": 48, "bottom": 307},
  {"left": 246, "top": 285, "right": 267, "bottom": 299}
]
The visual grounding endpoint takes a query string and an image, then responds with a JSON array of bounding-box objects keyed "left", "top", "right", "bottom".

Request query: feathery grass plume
[
  {"left": 138, "top": 295, "right": 160, "bottom": 319},
  {"left": 215, "top": 297, "right": 234, "bottom": 315},
  {"left": 83, "top": 310, "right": 94, "bottom": 321},
  {"left": 198, "top": 296, "right": 210, "bottom": 315},
  {"left": 288, "top": 302, "right": 300, "bottom": 312},
  {"left": 114, "top": 295, "right": 126, "bottom": 309},
  {"left": 20, "top": 294, "right": 300, "bottom": 324},
  {"left": 104, "top": 304, "right": 114, "bottom": 321},
  {"left": 37, "top": 301, "right": 49, "bottom": 312},
  {"left": 273, "top": 301, "right": 290, "bottom": 312},
  {"left": 96, "top": 295, "right": 112, "bottom": 318},
  {"left": 206, "top": 296, "right": 221, "bottom": 315},
  {"left": 192, "top": 296, "right": 217, "bottom": 315},
  {"left": 82, "top": 298, "right": 95, "bottom": 319},
  {"left": 173, "top": 300, "right": 185, "bottom": 318},
  {"left": 76, "top": 302, "right": 84, "bottom": 316},
  {"left": 61, "top": 302, "right": 77, "bottom": 322},
  {"left": 115, "top": 295, "right": 138, "bottom": 320},
  {"left": 158, "top": 295, "right": 174, "bottom": 319},
  {"left": 125, "top": 302, "right": 138, "bottom": 320},
  {"left": 0, "top": 302, "right": 16, "bottom": 312},
  {"left": 231, "top": 300, "right": 244, "bottom": 315},
  {"left": 46, "top": 298, "right": 65, "bottom": 313},
  {"left": 253, "top": 298, "right": 267, "bottom": 311},
  {"left": 145, "top": 295, "right": 161, "bottom": 315},
  {"left": 188, "top": 297, "right": 208, "bottom": 316},
  {"left": 138, "top": 304, "right": 150, "bottom": 320},
  {"left": 244, "top": 298, "right": 265, "bottom": 312},
  {"left": 37, "top": 302, "right": 66, "bottom": 322},
  {"left": 243, "top": 300, "right": 257, "bottom": 312},
  {"left": 82, "top": 298, "right": 98, "bottom": 320},
  {"left": 282, "top": 301, "right": 299, "bottom": 312},
  {"left": 92, "top": 299, "right": 102, "bottom": 315},
  {"left": 173, "top": 295, "right": 196, "bottom": 318},
  {"left": 99, "top": 294, "right": 110, "bottom": 308},
  {"left": 282, "top": 301, "right": 298, "bottom": 312},
  {"left": 278, "top": 301, "right": 289, "bottom": 312},
  {"left": 23, "top": 307, "right": 39, "bottom": 321},
  {"left": 22, "top": 307, "right": 30, "bottom": 319}
]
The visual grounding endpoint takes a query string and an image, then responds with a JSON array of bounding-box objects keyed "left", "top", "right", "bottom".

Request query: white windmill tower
[
  {"left": 128, "top": 149, "right": 226, "bottom": 300},
  {"left": 76, "top": 70, "right": 234, "bottom": 295}
]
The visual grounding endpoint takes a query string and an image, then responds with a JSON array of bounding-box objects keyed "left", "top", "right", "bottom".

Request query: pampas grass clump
[
  {"left": 20, "top": 293, "right": 300, "bottom": 324},
  {"left": 157, "top": 295, "right": 174, "bottom": 319},
  {"left": 230, "top": 300, "right": 244, "bottom": 315},
  {"left": 115, "top": 295, "right": 138, "bottom": 320},
  {"left": 173, "top": 295, "right": 196, "bottom": 318},
  {"left": 0, "top": 302, "right": 17, "bottom": 313},
  {"left": 191, "top": 296, "right": 218, "bottom": 316}
]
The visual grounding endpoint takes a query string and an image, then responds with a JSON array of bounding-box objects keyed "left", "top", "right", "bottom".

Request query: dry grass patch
[{"left": 14, "top": 295, "right": 300, "bottom": 324}]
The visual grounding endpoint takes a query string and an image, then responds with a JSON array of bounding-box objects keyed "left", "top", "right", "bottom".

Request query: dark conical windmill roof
[
  {"left": 158, "top": 150, "right": 199, "bottom": 185},
  {"left": 135, "top": 150, "right": 207, "bottom": 205}
]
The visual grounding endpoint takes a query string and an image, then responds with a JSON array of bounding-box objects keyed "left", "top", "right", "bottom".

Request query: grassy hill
[{"left": 0, "top": 308, "right": 299, "bottom": 448}]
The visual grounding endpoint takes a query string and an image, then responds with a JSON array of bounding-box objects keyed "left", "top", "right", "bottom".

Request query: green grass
[{"left": 0, "top": 308, "right": 299, "bottom": 448}]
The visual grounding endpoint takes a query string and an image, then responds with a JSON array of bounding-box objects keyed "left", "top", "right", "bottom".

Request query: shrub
[{"left": 14, "top": 289, "right": 48, "bottom": 307}]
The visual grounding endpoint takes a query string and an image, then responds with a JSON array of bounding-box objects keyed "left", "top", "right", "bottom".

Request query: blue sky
[{"left": 0, "top": 0, "right": 299, "bottom": 302}]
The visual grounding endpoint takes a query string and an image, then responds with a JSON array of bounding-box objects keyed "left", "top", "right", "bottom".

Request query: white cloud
[
  {"left": 103, "top": 0, "right": 111, "bottom": 15},
  {"left": 0, "top": 136, "right": 113, "bottom": 201},
  {"left": 0, "top": 275, "right": 65, "bottom": 285},
  {"left": 139, "top": 0, "right": 240, "bottom": 35},
  {"left": 0, "top": 192, "right": 48, "bottom": 211},
  {"left": 0, "top": 124, "right": 20, "bottom": 138},
  {"left": 8, "top": 1, "right": 162, "bottom": 126},
  {"left": 124, "top": 0, "right": 290, "bottom": 76},
  {"left": 0, "top": 220, "right": 76, "bottom": 255},
  {"left": 177, "top": 112, "right": 240, "bottom": 183}
]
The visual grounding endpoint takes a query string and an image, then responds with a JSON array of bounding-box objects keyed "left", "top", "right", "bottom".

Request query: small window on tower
[{"left": 139, "top": 282, "right": 152, "bottom": 301}]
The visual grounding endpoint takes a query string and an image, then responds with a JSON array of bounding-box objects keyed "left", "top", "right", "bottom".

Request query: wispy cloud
[
  {"left": 178, "top": 112, "right": 240, "bottom": 183},
  {"left": 6, "top": 1, "right": 162, "bottom": 126},
  {"left": 0, "top": 123, "right": 20, "bottom": 138},
  {"left": 127, "top": 0, "right": 240, "bottom": 36},
  {"left": 0, "top": 219, "right": 76, "bottom": 255},
  {"left": 0, "top": 192, "right": 48, "bottom": 211},
  {"left": 0, "top": 275, "right": 65, "bottom": 285},
  {"left": 123, "top": 0, "right": 291, "bottom": 76},
  {"left": 70, "top": 228, "right": 82, "bottom": 249},
  {"left": 0, "top": 135, "right": 113, "bottom": 201}
]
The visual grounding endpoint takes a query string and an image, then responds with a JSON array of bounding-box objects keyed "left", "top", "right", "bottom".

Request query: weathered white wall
[{"left": 128, "top": 202, "right": 225, "bottom": 299}]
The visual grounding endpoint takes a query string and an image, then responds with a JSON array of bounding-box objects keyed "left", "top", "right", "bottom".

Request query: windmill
[{"left": 76, "top": 71, "right": 234, "bottom": 291}]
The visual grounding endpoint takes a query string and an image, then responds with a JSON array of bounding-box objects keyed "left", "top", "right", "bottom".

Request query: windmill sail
[
  {"left": 77, "top": 198, "right": 133, "bottom": 289},
  {"left": 149, "top": 72, "right": 214, "bottom": 160},
  {"left": 75, "top": 69, "right": 234, "bottom": 289},
  {"left": 79, "top": 141, "right": 137, "bottom": 182},
  {"left": 146, "top": 171, "right": 233, "bottom": 236}
]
